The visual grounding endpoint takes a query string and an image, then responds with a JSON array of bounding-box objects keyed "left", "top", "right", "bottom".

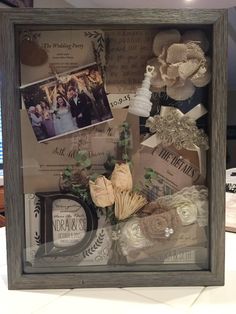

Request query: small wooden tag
[{"left": 20, "top": 39, "right": 48, "bottom": 66}]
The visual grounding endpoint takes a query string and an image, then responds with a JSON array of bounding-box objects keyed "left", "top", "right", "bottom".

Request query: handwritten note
[
  {"left": 105, "top": 30, "right": 155, "bottom": 93},
  {"left": 107, "top": 93, "right": 134, "bottom": 109},
  {"left": 21, "top": 109, "right": 138, "bottom": 193}
]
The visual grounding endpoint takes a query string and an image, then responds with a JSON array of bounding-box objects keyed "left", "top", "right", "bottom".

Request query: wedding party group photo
[{"left": 21, "top": 63, "right": 113, "bottom": 142}]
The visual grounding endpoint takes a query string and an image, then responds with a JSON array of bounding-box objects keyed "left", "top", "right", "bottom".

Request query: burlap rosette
[{"left": 140, "top": 209, "right": 182, "bottom": 241}]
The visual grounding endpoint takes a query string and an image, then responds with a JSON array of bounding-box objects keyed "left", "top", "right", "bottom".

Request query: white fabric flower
[
  {"left": 176, "top": 200, "right": 198, "bottom": 225},
  {"left": 156, "top": 186, "right": 208, "bottom": 227}
]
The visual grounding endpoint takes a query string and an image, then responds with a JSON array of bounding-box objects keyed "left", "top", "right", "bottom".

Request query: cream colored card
[
  {"left": 21, "top": 30, "right": 105, "bottom": 85},
  {"left": 133, "top": 144, "right": 204, "bottom": 192},
  {"left": 107, "top": 93, "right": 134, "bottom": 109},
  {"left": 21, "top": 109, "right": 139, "bottom": 194},
  {"left": 105, "top": 29, "right": 155, "bottom": 93}
]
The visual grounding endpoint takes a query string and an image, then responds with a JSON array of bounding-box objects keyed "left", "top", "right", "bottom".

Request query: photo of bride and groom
[{"left": 21, "top": 63, "right": 113, "bottom": 142}]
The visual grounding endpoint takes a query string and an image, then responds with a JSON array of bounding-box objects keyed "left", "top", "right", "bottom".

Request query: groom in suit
[{"left": 68, "top": 87, "right": 92, "bottom": 128}]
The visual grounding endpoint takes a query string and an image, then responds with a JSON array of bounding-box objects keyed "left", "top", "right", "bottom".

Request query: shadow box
[{"left": 0, "top": 8, "right": 227, "bottom": 289}]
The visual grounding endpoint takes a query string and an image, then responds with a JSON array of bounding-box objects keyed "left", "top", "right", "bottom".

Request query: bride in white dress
[{"left": 53, "top": 96, "right": 77, "bottom": 136}]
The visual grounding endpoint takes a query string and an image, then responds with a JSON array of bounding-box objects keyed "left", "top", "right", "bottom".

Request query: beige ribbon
[{"left": 141, "top": 104, "right": 208, "bottom": 178}]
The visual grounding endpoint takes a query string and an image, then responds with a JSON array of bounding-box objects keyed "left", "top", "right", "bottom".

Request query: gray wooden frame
[{"left": 0, "top": 8, "right": 227, "bottom": 289}]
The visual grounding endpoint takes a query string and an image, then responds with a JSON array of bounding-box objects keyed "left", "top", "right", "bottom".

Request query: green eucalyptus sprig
[
  {"left": 61, "top": 150, "right": 92, "bottom": 203},
  {"left": 118, "top": 122, "right": 132, "bottom": 163}
]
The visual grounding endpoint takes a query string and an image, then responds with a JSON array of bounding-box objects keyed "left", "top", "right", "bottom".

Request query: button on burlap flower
[
  {"left": 140, "top": 209, "right": 182, "bottom": 240},
  {"left": 148, "top": 29, "right": 211, "bottom": 100}
]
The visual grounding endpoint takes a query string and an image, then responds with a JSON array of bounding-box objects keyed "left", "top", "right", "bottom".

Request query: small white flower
[{"left": 176, "top": 201, "right": 198, "bottom": 225}]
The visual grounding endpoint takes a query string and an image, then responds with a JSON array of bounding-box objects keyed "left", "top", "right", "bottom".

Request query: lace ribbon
[{"left": 141, "top": 104, "right": 208, "bottom": 178}]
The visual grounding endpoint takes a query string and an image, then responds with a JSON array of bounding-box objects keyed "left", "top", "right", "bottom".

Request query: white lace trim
[{"left": 156, "top": 185, "right": 208, "bottom": 227}]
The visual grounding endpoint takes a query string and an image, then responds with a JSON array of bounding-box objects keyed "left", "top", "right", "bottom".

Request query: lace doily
[
  {"left": 156, "top": 185, "right": 208, "bottom": 227},
  {"left": 146, "top": 107, "right": 209, "bottom": 151}
]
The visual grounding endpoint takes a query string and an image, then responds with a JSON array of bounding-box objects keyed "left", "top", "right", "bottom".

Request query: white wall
[{"left": 34, "top": 0, "right": 72, "bottom": 7}]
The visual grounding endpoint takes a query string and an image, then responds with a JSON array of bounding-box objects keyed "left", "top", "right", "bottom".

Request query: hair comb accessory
[
  {"left": 142, "top": 104, "right": 208, "bottom": 178},
  {"left": 128, "top": 65, "right": 155, "bottom": 117},
  {"left": 145, "top": 107, "right": 209, "bottom": 151}
]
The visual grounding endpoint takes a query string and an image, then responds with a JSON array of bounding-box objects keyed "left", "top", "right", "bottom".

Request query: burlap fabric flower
[
  {"left": 141, "top": 202, "right": 167, "bottom": 215},
  {"left": 148, "top": 29, "right": 211, "bottom": 100},
  {"left": 140, "top": 209, "right": 182, "bottom": 240}
]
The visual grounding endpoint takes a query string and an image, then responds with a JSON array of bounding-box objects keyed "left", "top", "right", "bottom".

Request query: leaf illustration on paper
[
  {"left": 34, "top": 232, "right": 41, "bottom": 246},
  {"left": 34, "top": 199, "right": 41, "bottom": 218},
  {"left": 84, "top": 31, "right": 105, "bottom": 53},
  {"left": 82, "top": 230, "right": 105, "bottom": 258}
]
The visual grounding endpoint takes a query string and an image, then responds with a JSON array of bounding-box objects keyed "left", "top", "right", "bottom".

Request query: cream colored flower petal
[
  {"left": 166, "top": 43, "right": 188, "bottom": 64},
  {"left": 158, "top": 47, "right": 176, "bottom": 85},
  {"left": 186, "top": 42, "right": 205, "bottom": 60},
  {"left": 153, "top": 29, "right": 181, "bottom": 56},
  {"left": 173, "top": 78, "right": 186, "bottom": 87},
  {"left": 178, "top": 59, "right": 201, "bottom": 80},
  {"left": 147, "top": 58, "right": 166, "bottom": 88},
  {"left": 89, "top": 176, "right": 115, "bottom": 208},
  {"left": 167, "top": 79, "right": 196, "bottom": 101},
  {"left": 111, "top": 163, "right": 133, "bottom": 191},
  {"left": 167, "top": 64, "right": 180, "bottom": 80},
  {"left": 191, "top": 68, "right": 211, "bottom": 87},
  {"left": 191, "top": 71, "right": 211, "bottom": 87},
  {"left": 182, "top": 30, "right": 209, "bottom": 52},
  {"left": 159, "top": 63, "right": 176, "bottom": 86},
  {"left": 150, "top": 86, "right": 166, "bottom": 93},
  {"left": 191, "top": 57, "right": 211, "bottom": 87}
]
